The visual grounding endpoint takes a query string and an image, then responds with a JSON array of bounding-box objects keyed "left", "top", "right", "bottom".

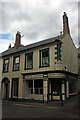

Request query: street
[{"left": 1, "top": 94, "right": 80, "bottom": 119}]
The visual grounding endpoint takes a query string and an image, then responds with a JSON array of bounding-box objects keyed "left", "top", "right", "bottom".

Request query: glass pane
[
  {"left": 42, "top": 50, "right": 48, "bottom": 57},
  {"left": 26, "top": 54, "right": 32, "bottom": 68},
  {"left": 40, "top": 88, "right": 43, "bottom": 94},
  {"left": 42, "top": 57, "right": 48, "bottom": 66},
  {"left": 31, "top": 88, "right": 33, "bottom": 94},
  {"left": 15, "top": 57, "right": 19, "bottom": 63},
  {"left": 41, "top": 49, "right": 49, "bottom": 66},
  {"left": 5, "top": 64, "right": 8, "bottom": 71},
  {"left": 14, "top": 63, "right": 19, "bottom": 70},
  {"left": 29, "top": 80, "right": 33, "bottom": 88},
  {"left": 35, "top": 88, "right": 39, "bottom": 94},
  {"left": 5, "top": 59, "right": 8, "bottom": 64},
  {"left": 34, "top": 80, "right": 43, "bottom": 88}
]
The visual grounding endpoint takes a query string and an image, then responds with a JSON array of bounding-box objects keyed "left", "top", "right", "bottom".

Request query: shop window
[
  {"left": 34, "top": 80, "right": 43, "bottom": 94},
  {"left": 29, "top": 80, "right": 43, "bottom": 95},
  {"left": 29, "top": 80, "right": 33, "bottom": 94}
]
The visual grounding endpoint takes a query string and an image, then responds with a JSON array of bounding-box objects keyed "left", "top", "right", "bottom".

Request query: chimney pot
[
  {"left": 60, "top": 31, "right": 62, "bottom": 35},
  {"left": 64, "top": 12, "right": 67, "bottom": 16},
  {"left": 9, "top": 43, "right": 11, "bottom": 49}
]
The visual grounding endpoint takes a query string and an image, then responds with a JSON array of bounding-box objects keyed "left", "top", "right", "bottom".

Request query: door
[{"left": 11, "top": 78, "right": 19, "bottom": 98}]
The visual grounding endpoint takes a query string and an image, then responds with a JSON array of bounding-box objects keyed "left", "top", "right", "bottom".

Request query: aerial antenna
[{"left": 21, "top": 35, "right": 24, "bottom": 38}]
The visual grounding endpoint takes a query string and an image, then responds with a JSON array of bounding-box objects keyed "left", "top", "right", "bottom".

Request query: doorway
[{"left": 2, "top": 77, "right": 10, "bottom": 100}]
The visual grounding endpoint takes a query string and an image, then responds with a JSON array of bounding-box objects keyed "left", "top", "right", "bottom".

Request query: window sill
[
  {"left": 2, "top": 71, "right": 8, "bottom": 73},
  {"left": 24, "top": 67, "right": 33, "bottom": 70},
  {"left": 39, "top": 65, "right": 50, "bottom": 68},
  {"left": 12, "top": 69, "right": 19, "bottom": 72}
]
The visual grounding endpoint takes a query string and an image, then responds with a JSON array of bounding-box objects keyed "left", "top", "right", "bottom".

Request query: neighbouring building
[
  {"left": 0, "top": 53, "right": 3, "bottom": 100},
  {"left": 1, "top": 12, "right": 78, "bottom": 102},
  {"left": 77, "top": 43, "right": 80, "bottom": 93}
]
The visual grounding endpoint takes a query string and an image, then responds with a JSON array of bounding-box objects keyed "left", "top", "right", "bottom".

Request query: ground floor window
[
  {"left": 12, "top": 78, "right": 19, "bottom": 97},
  {"left": 29, "top": 80, "right": 43, "bottom": 95},
  {"left": 69, "top": 81, "right": 77, "bottom": 94}
]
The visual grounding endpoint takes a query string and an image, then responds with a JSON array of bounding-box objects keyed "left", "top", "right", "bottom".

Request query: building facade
[
  {"left": 77, "top": 44, "right": 80, "bottom": 93},
  {"left": 1, "top": 12, "right": 78, "bottom": 102}
]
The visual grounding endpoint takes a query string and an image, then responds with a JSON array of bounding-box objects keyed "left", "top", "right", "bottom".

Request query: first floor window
[
  {"left": 3, "top": 58, "right": 9, "bottom": 72},
  {"left": 39, "top": 48, "right": 49, "bottom": 67},
  {"left": 25, "top": 52, "right": 33, "bottom": 69},
  {"left": 13, "top": 56, "right": 20, "bottom": 71}
]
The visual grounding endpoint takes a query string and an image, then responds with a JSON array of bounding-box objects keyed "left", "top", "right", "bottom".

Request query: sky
[{"left": 0, "top": 0, "right": 79, "bottom": 53}]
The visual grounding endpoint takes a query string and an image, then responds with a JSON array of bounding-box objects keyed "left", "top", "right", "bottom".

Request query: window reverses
[
  {"left": 13, "top": 56, "right": 20, "bottom": 71},
  {"left": 25, "top": 52, "right": 33, "bottom": 69},
  {"left": 40, "top": 48, "right": 49, "bottom": 67},
  {"left": 3, "top": 59, "right": 9, "bottom": 72}
]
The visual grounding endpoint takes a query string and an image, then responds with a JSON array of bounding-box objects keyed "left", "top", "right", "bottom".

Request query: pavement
[{"left": 1, "top": 94, "right": 80, "bottom": 118}]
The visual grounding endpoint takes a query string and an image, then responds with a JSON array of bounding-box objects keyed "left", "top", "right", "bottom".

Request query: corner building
[{"left": 1, "top": 12, "right": 78, "bottom": 102}]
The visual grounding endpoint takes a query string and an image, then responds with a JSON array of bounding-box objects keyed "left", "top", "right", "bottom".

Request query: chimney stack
[
  {"left": 14, "top": 31, "right": 21, "bottom": 48},
  {"left": 63, "top": 12, "right": 70, "bottom": 35},
  {"left": 9, "top": 43, "right": 11, "bottom": 49}
]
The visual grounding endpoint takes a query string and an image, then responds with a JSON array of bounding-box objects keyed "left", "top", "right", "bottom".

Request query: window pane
[
  {"left": 5, "top": 64, "right": 8, "bottom": 71},
  {"left": 29, "top": 80, "right": 33, "bottom": 88},
  {"left": 42, "top": 50, "right": 48, "bottom": 57},
  {"left": 14, "top": 63, "right": 19, "bottom": 70},
  {"left": 35, "top": 88, "right": 39, "bottom": 94},
  {"left": 34, "top": 80, "right": 43, "bottom": 88},
  {"left": 26, "top": 53, "right": 32, "bottom": 68},
  {"left": 5, "top": 59, "right": 8, "bottom": 64},
  {"left": 15, "top": 57, "right": 19, "bottom": 63},
  {"left": 40, "top": 88, "right": 43, "bottom": 94},
  {"left": 41, "top": 49, "right": 49, "bottom": 66}
]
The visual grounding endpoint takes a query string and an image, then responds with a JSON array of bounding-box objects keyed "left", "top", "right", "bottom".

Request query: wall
[
  {"left": 2, "top": 42, "right": 58, "bottom": 99},
  {"left": 61, "top": 34, "right": 78, "bottom": 74}
]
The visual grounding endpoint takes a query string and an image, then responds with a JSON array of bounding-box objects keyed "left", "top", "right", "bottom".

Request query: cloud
[
  {"left": 0, "top": 1, "right": 79, "bottom": 53},
  {"left": 0, "top": 33, "right": 14, "bottom": 40}
]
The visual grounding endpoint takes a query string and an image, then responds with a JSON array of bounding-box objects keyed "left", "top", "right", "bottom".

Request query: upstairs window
[
  {"left": 13, "top": 56, "right": 20, "bottom": 71},
  {"left": 3, "top": 58, "right": 9, "bottom": 72},
  {"left": 25, "top": 52, "right": 33, "bottom": 70},
  {"left": 39, "top": 48, "right": 50, "bottom": 67}
]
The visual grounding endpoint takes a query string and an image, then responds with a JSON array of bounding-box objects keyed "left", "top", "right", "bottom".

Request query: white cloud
[{"left": 0, "top": 0, "right": 79, "bottom": 53}]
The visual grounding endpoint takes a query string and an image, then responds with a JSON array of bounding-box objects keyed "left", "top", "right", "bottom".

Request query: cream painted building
[{"left": 1, "top": 12, "right": 78, "bottom": 102}]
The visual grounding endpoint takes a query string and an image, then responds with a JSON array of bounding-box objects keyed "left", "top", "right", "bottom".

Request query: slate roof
[{"left": 2, "top": 34, "right": 65, "bottom": 57}]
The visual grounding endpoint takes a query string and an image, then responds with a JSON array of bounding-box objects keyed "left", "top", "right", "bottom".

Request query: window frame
[
  {"left": 25, "top": 52, "right": 33, "bottom": 70},
  {"left": 13, "top": 55, "right": 20, "bottom": 71},
  {"left": 3, "top": 58, "right": 9, "bottom": 73},
  {"left": 39, "top": 48, "right": 50, "bottom": 68}
]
